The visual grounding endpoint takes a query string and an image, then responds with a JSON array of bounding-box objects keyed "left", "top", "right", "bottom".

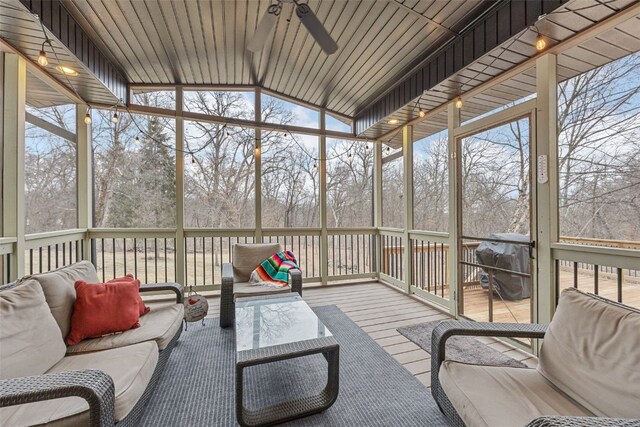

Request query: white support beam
[
  {"left": 2, "top": 53, "right": 27, "bottom": 279},
  {"left": 254, "top": 88, "right": 263, "bottom": 243},
  {"left": 535, "top": 53, "right": 559, "bottom": 324},
  {"left": 447, "top": 102, "right": 461, "bottom": 317},
  {"left": 319, "top": 110, "right": 329, "bottom": 285},
  {"left": 76, "top": 104, "right": 92, "bottom": 260},
  {"left": 175, "top": 88, "right": 185, "bottom": 287},
  {"left": 402, "top": 125, "right": 414, "bottom": 293},
  {"left": 374, "top": 142, "right": 383, "bottom": 277}
]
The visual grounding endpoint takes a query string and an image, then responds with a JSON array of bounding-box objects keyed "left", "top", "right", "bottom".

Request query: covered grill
[{"left": 476, "top": 233, "right": 531, "bottom": 301}]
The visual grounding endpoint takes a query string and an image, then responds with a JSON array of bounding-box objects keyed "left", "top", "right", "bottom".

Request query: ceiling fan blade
[
  {"left": 247, "top": 6, "right": 279, "bottom": 52},
  {"left": 295, "top": 3, "right": 338, "bottom": 55}
]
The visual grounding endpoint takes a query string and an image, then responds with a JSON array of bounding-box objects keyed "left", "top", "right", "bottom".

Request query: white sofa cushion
[
  {"left": 0, "top": 279, "right": 67, "bottom": 379},
  {"left": 232, "top": 243, "right": 282, "bottom": 282},
  {"left": 440, "top": 361, "right": 593, "bottom": 427},
  {"left": 538, "top": 288, "right": 640, "bottom": 418},
  {"left": 233, "top": 281, "right": 291, "bottom": 300},
  {"left": 67, "top": 303, "right": 184, "bottom": 354},
  {"left": 0, "top": 341, "right": 158, "bottom": 426},
  {"left": 22, "top": 261, "right": 100, "bottom": 338}
]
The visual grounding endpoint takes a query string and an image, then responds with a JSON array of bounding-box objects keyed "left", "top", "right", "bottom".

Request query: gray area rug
[
  {"left": 397, "top": 320, "right": 527, "bottom": 368},
  {"left": 140, "top": 305, "right": 448, "bottom": 426}
]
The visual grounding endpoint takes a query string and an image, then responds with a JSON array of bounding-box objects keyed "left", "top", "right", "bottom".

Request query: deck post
[
  {"left": 448, "top": 102, "right": 461, "bottom": 318},
  {"left": 374, "top": 141, "right": 383, "bottom": 278},
  {"left": 2, "top": 53, "right": 26, "bottom": 280},
  {"left": 254, "top": 88, "right": 263, "bottom": 244},
  {"left": 76, "top": 104, "right": 92, "bottom": 261},
  {"left": 175, "top": 87, "right": 185, "bottom": 287},
  {"left": 402, "top": 125, "right": 414, "bottom": 293},
  {"left": 320, "top": 110, "right": 328, "bottom": 285},
  {"left": 535, "top": 54, "right": 559, "bottom": 326}
]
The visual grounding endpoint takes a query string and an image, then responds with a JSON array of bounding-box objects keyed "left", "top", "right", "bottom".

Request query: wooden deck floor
[
  {"left": 462, "top": 270, "right": 640, "bottom": 323},
  {"left": 200, "top": 281, "right": 537, "bottom": 387}
]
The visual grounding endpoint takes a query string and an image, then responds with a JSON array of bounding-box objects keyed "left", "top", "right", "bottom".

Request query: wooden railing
[
  {"left": 24, "top": 229, "right": 86, "bottom": 275},
  {"left": 0, "top": 237, "right": 16, "bottom": 283}
]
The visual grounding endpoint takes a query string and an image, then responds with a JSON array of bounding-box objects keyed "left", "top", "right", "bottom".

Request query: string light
[
  {"left": 192, "top": 155, "right": 196, "bottom": 164},
  {"left": 312, "top": 162, "right": 318, "bottom": 172},
  {"left": 535, "top": 33, "right": 546, "bottom": 51},
  {"left": 226, "top": 130, "right": 231, "bottom": 137},
  {"left": 365, "top": 144, "right": 369, "bottom": 151},
  {"left": 111, "top": 109, "right": 119, "bottom": 123},
  {"left": 455, "top": 97, "right": 463, "bottom": 109},
  {"left": 135, "top": 135, "right": 141, "bottom": 145},
  {"left": 347, "top": 152, "right": 352, "bottom": 159},
  {"left": 419, "top": 110, "right": 426, "bottom": 118},
  {"left": 83, "top": 107, "right": 92, "bottom": 125},
  {"left": 385, "top": 146, "right": 391, "bottom": 154},
  {"left": 37, "top": 49, "right": 48, "bottom": 66}
]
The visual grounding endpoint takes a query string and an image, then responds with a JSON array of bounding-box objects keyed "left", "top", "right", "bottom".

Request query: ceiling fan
[{"left": 247, "top": 0, "right": 338, "bottom": 55}]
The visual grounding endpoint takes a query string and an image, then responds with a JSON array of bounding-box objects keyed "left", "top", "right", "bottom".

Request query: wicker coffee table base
[{"left": 235, "top": 342, "right": 340, "bottom": 427}]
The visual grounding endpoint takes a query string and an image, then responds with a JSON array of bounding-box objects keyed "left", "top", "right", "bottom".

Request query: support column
[
  {"left": 447, "top": 102, "right": 461, "bottom": 317},
  {"left": 319, "top": 110, "right": 328, "bottom": 285},
  {"left": 2, "top": 53, "right": 26, "bottom": 279},
  {"left": 175, "top": 88, "right": 185, "bottom": 286},
  {"left": 254, "top": 88, "right": 262, "bottom": 243},
  {"left": 402, "top": 125, "right": 414, "bottom": 293},
  {"left": 76, "top": 104, "right": 92, "bottom": 261},
  {"left": 373, "top": 142, "right": 383, "bottom": 277},
  {"left": 535, "top": 54, "right": 558, "bottom": 324}
]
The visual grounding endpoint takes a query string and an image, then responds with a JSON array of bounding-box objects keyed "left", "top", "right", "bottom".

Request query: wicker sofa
[
  {"left": 0, "top": 261, "right": 184, "bottom": 426},
  {"left": 431, "top": 288, "right": 640, "bottom": 427},
  {"left": 220, "top": 243, "right": 302, "bottom": 328}
]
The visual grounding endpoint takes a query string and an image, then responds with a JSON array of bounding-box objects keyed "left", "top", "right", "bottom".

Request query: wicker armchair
[
  {"left": 431, "top": 288, "right": 640, "bottom": 427},
  {"left": 220, "top": 243, "right": 302, "bottom": 328}
]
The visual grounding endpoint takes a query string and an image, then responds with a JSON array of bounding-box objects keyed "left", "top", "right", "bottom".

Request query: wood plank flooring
[{"left": 193, "top": 281, "right": 538, "bottom": 388}]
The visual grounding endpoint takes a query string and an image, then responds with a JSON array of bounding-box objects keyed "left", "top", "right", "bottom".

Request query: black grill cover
[{"left": 476, "top": 233, "right": 531, "bottom": 301}]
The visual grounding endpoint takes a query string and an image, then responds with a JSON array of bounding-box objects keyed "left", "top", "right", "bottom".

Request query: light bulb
[
  {"left": 455, "top": 97, "right": 463, "bottom": 109},
  {"left": 347, "top": 152, "right": 352, "bottom": 159},
  {"left": 192, "top": 155, "right": 196, "bottom": 164},
  {"left": 111, "top": 111, "right": 119, "bottom": 123},
  {"left": 535, "top": 34, "right": 546, "bottom": 51},
  {"left": 37, "top": 50, "right": 48, "bottom": 66},
  {"left": 312, "top": 163, "right": 317, "bottom": 171},
  {"left": 135, "top": 136, "right": 140, "bottom": 145},
  {"left": 84, "top": 112, "right": 91, "bottom": 125},
  {"left": 386, "top": 146, "right": 391, "bottom": 154},
  {"left": 227, "top": 131, "right": 231, "bottom": 137},
  {"left": 365, "top": 145, "right": 369, "bottom": 151},
  {"left": 284, "top": 132, "right": 288, "bottom": 137},
  {"left": 419, "top": 110, "right": 425, "bottom": 118}
]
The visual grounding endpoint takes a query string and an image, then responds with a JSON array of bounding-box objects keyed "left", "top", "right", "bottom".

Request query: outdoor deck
[{"left": 195, "top": 281, "right": 537, "bottom": 387}]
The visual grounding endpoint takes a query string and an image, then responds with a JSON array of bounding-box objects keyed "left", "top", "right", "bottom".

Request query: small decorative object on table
[{"left": 183, "top": 286, "right": 208, "bottom": 329}]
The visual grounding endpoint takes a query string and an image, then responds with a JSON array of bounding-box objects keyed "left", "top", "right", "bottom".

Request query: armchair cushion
[
  {"left": 0, "top": 341, "right": 158, "bottom": 425},
  {"left": 21, "top": 261, "right": 100, "bottom": 338},
  {"left": 0, "top": 279, "right": 67, "bottom": 380},
  {"left": 66, "top": 303, "right": 184, "bottom": 354},
  {"left": 232, "top": 243, "right": 282, "bottom": 282},
  {"left": 537, "top": 288, "right": 640, "bottom": 418},
  {"left": 440, "top": 361, "right": 593, "bottom": 427},
  {"left": 233, "top": 281, "right": 291, "bottom": 301}
]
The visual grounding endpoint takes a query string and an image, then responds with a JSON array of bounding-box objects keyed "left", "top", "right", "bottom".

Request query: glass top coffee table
[{"left": 235, "top": 293, "right": 340, "bottom": 427}]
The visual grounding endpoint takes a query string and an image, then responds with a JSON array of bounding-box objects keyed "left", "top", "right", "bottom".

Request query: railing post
[
  {"left": 535, "top": 53, "right": 559, "bottom": 325},
  {"left": 447, "top": 102, "right": 461, "bottom": 318},
  {"left": 319, "top": 110, "right": 329, "bottom": 285},
  {"left": 175, "top": 88, "right": 186, "bottom": 287},
  {"left": 374, "top": 142, "right": 383, "bottom": 278},
  {"left": 2, "top": 53, "right": 27, "bottom": 280},
  {"left": 76, "top": 104, "right": 92, "bottom": 261},
  {"left": 402, "top": 125, "right": 414, "bottom": 293}
]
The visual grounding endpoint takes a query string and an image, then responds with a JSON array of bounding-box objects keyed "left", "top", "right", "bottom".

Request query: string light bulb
[
  {"left": 535, "top": 33, "right": 546, "bottom": 51},
  {"left": 283, "top": 132, "right": 288, "bottom": 138},
  {"left": 135, "top": 135, "right": 141, "bottom": 145},
  {"left": 386, "top": 146, "right": 391, "bottom": 154},
  {"left": 111, "top": 110, "right": 119, "bottom": 123},
  {"left": 83, "top": 108, "right": 92, "bottom": 125},
  {"left": 455, "top": 97, "right": 463, "bottom": 109},
  {"left": 37, "top": 49, "right": 48, "bottom": 67},
  {"left": 192, "top": 155, "right": 196, "bottom": 164},
  {"left": 365, "top": 144, "right": 369, "bottom": 151},
  {"left": 419, "top": 110, "right": 426, "bottom": 118},
  {"left": 227, "top": 130, "right": 231, "bottom": 137},
  {"left": 347, "top": 152, "right": 352, "bottom": 159},
  {"left": 312, "top": 162, "right": 318, "bottom": 171}
]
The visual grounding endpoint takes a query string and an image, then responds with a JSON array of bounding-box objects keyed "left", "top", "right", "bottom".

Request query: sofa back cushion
[
  {"left": 232, "top": 243, "right": 282, "bottom": 282},
  {"left": 21, "top": 261, "right": 99, "bottom": 338},
  {"left": 538, "top": 287, "right": 640, "bottom": 418},
  {"left": 0, "top": 279, "right": 66, "bottom": 379}
]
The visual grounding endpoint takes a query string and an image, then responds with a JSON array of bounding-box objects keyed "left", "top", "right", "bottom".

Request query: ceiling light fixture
[
  {"left": 388, "top": 119, "right": 399, "bottom": 125},
  {"left": 55, "top": 65, "right": 78, "bottom": 76}
]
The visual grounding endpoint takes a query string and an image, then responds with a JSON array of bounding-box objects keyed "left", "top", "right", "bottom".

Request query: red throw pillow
[
  {"left": 66, "top": 280, "right": 141, "bottom": 346},
  {"left": 108, "top": 274, "right": 150, "bottom": 316}
]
